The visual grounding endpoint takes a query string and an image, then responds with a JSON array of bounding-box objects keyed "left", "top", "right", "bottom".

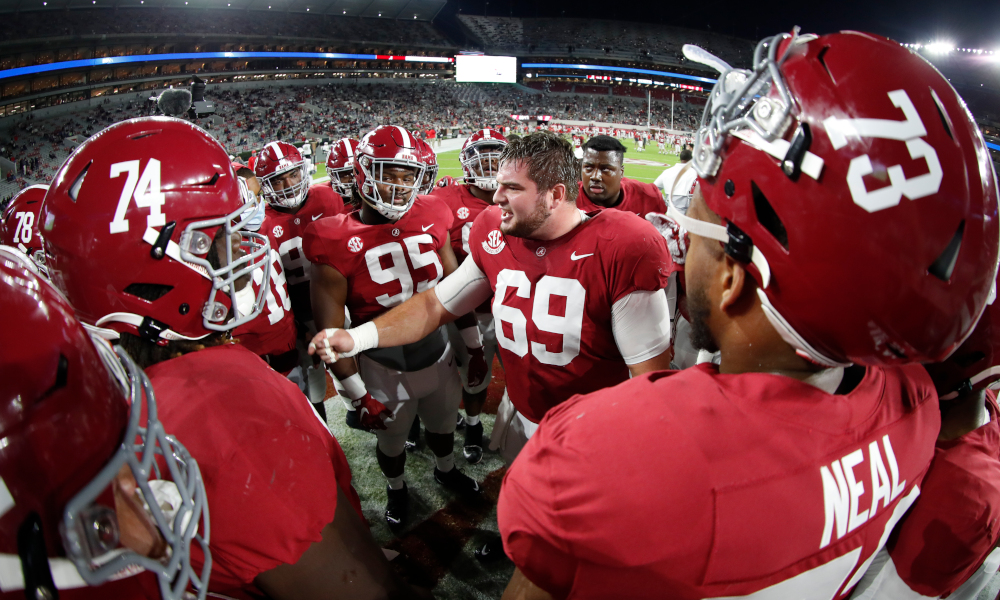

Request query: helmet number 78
[{"left": 108, "top": 159, "right": 167, "bottom": 234}]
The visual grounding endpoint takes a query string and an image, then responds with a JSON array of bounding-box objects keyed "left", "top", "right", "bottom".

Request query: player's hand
[
  {"left": 465, "top": 347, "right": 489, "bottom": 390},
  {"left": 645, "top": 212, "right": 688, "bottom": 265},
  {"left": 308, "top": 328, "right": 355, "bottom": 363},
  {"left": 353, "top": 392, "right": 391, "bottom": 430}
]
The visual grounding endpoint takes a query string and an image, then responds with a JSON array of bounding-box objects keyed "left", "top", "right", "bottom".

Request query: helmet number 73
[
  {"left": 823, "top": 89, "right": 943, "bottom": 213},
  {"left": 109, "top": 159, "right": 167, "bottom": 233}
]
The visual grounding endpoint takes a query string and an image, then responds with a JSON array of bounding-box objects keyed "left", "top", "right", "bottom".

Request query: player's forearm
[
  {"left": 371, "top": 288, "right": 455, "bottom": 349},
  {"left": 328, "top": 356, "right": 358, "bottom": 382}
]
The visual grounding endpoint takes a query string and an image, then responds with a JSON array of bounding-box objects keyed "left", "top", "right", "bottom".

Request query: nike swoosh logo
[
  {"left": 571, "top": 252, "right": 594, "bottom": 261},
  {"left": 311, "top": 213, "right": 324, "bottom": 221},
  {"left": 422, "top": 224, "right": 434, "bottom": 232}
]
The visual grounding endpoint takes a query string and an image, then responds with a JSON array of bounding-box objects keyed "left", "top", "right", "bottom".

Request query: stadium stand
[{"left": 458, "top": 15, "right": 754, "bottom": 68}]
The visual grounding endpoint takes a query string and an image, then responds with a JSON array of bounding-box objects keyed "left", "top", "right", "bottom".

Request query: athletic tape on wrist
[
  {"left": 341, "top": 373, "right": 368, "bottom": 401},
  {"left": 346, "top": 321, "right": 379, "bottom": 357},
  {"left": 459, "top": 326, "right": 482, "bottom": 349}
]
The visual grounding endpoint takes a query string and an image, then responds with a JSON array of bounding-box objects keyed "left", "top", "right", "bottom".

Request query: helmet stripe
[
  {"left": 395, "top": 126, "right": 413, "bottom": 148},
  {"left": 267, "top": 141, "right": 284, "bottom": 159}
]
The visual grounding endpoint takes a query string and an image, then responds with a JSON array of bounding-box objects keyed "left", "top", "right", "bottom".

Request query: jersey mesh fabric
[
  {"left": 302, "top": 196, "right": 454, "bottom": 326},
  {"left": 144, "top": 345, "right": 361, "bottom": 598},
  {"left": 499, "top": 363, "right": 939, "bottom": 599},
  {"left": 260, "top": 184, "right": 345, "bottom": 320},
  {"left": 885, "top": 390, "right": 1000, "bottom": 596},
  {"left": 468, "top": 207, "right": 673, "bottom": 422}
]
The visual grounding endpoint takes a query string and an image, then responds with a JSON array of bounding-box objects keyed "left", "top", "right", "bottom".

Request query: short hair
[
  {"left": 581, "top": 135, "right": 627, "bottom": 165},
  {"left": 500, "top": 131, "right": 579, "bottom": 203},
  {"left": 679, "top": 149, "right": 693, "bottom": 162}
]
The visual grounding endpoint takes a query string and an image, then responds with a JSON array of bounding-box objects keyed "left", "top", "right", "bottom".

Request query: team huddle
[{"left": 2, "top": 29, "right": 1000, "bottom": 600}]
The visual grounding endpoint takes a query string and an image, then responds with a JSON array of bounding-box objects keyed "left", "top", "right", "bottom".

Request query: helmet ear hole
[
  {"left": 930, "top": 88, "right": 955, "bottom": 141},
  {"left": 751, "top": 181, "right": 788, "bottom": 250},
  {"left": 928, "top": 220, "right": 965, "bottom": 282},
  {"left": 68, "top": 161, "right": 92, "bottom": 202}
]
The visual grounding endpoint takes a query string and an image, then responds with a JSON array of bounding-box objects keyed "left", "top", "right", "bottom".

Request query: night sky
[{"left": 450, "top": 0, "right": 1000, "bottom": 49}]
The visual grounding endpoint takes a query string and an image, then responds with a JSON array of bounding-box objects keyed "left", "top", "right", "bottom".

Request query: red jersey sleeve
[
  {"left": 885, "top": 392, "right": 1000, "bottom": 596},
  {"left": 147, "top": 346, "right": 360, "bottom": 595},
  {"left": 499, "top": 377, "right": 710, "bottom": 598},
  {"left": 308, "top": 183, "right": 346, "bottom": 216},
  {"left": 301, "top": 215, "right": 345, "bottom": 272},
  {"left": 467, "top": 205, "right": 501, "bottom": 275},
  {"left": 599, "top": 212, "right": 674, "bottom": 303},
  {"left": 425, "top": 194, "right": 456, "bottom": 250}
]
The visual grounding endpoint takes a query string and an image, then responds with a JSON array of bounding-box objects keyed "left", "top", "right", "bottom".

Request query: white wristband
[
  {"left": 346, "top": 321, "right": 379, "bottom": 357},
  {"left": 459, "top": 326, "right": 482, "bottom": 349},
  {"left": 341, "top": 373, "right": 368, "bottom": 401}
]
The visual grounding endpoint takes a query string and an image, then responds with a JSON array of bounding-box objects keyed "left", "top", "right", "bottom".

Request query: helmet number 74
[
  {"left": 823, "top": 89, "right": 943, "bottom": 213},
  {"left": 108, "top": 159, "right": 167, "bottom": 234}
]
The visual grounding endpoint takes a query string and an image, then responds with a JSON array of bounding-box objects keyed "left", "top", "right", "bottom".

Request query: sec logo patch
[
  {"left": 348, "top": 236, "right": 364, "bottom": 253},
  {"left": 457, "top": 207, "right": 470, "bottom": 220},
  {"left": 272, "top": 225, "right": 284, "bottom": 238},
  {"left": 482, "top": 229, "right": 505, "bottom": 255}
]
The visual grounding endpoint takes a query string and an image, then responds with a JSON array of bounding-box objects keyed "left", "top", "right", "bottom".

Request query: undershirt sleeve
[
  {"left": 434, "top": 255, "right": 493, "bottom": 316},
  {"left": 612, "top": 289, "right": 672, "bottom": 365}
]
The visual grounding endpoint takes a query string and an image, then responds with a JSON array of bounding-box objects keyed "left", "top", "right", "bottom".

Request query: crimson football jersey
[
  {"left": 260, "top": 183, "right": 345, "bottom": 321},
  {"left": 499, "top": 363, "right": 940, "bottom": 600},
  {"left": 301, "top": 196, "right": 454, "bottom": 326},
  {"left": 145, "top": 344, "right": 362, "bottom": 599},
  {"left": 430, "top": 183, "right": 493, "bottom": 262},
  {"left": 576, "top": 176, "right": 667, "bottom": 217},
  {"left": 468, "top": 207, "right": 673, "bottom": 423},
  {"left": 880, "top": 390, "right": 1000, "bottom": 597},
  {"left": 232, "top": 247, "right": 297, "bottom": 362}
]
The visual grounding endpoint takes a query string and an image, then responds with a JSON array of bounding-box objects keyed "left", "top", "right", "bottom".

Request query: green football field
[{"left": 315, "top": 137, "right": 681, "bottom": 184}]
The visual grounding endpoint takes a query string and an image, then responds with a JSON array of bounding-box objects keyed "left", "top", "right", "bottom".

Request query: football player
[
  {"left": 308, "top": 130, "right": 676, "bottom": 467},
  {"left": 0, "top": 250, "right": 210, "bottom": 600},
  {"left": 431, "top": 128, "right": 509, "bottom": 464},
  {"left": 850, "top": 299, "right": 1000, "bottom": 600},
  {"left": 326, "top": 137, "right": 360, "bottom": 209},
  {"left": 256, "top": 141, "right": 347, "bottom": 419},
  {"left": 41, "top": 117, "right": 423, "bottom": 600},
  {"left": 416, "top": 137, "right": 438, "bottom": 195},
  {"left": 0, "top": 184, "right": 48, "bottom": 275},
  {"left": 496, "top": 30, "right": 1000, "bottom": 599},
  {"left": 303, "top": 125, "right": 486, "bottom": 529},
  {"left": 577, "top": 135, "right": 667, "bottom": 216},
  {"left": 230, "top": 173, "right": 299, "bottom": 376}
]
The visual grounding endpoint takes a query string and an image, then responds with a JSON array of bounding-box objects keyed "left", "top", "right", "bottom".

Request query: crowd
[
  {"left": 2, "top": 29, "right": 1000, "bottom": 600},
  {"left": 0, "top": 79, "right": 705, "bottom": 205}
]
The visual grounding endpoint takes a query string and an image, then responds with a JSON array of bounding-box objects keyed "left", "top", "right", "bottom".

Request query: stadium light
[{"left": 925, "top": 41, "right": 955, "bottom": 54}]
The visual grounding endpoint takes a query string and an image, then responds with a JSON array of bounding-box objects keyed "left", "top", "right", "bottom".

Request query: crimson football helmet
[
  {"left": 925, "top": 290, "right": 1000, "bottom": 399},
  {"left": 43, "top": 117, "right": 271, "bottom": 343},
  {"left": 0, "top": 184, "right": 48, "bottom": 275},
  {"left": 673, "top": 30, "right": 999, "bottom": 366},
  {"left": 326, "top": 137, "right": 360, "bottom": 198},
  {"left": 254, "top": 141, "right": 309, "bottom": 209},
  {"left": 416, "top": 137, "right": 439, "bottom": 195},
  {"left": 354, "top": 125, "right": 425, "bottom": 220},
  {"left": 461, "top": 128, "right": 507, "bottom": 191},
  {"left": 0, "top": 252, "right": 210, "bottom": 600}
]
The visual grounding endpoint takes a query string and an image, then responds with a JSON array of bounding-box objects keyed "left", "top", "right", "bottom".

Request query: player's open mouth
[{"left": 500, "top": 208, "right": 512, "bottom": 221}]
